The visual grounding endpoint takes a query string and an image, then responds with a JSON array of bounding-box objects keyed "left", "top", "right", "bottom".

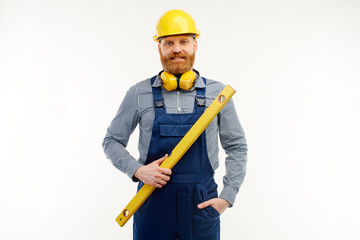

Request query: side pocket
[{"left": 207, "top": 206, "right": 220, "bottom": 218}]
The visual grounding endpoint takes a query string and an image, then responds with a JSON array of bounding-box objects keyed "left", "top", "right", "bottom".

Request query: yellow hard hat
[{"left": 154, "top": 9, "right": 200, "bottom": 42}]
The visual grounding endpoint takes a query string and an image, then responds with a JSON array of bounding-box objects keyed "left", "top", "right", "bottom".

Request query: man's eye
[{"left": 181, "top": 41, "right": 188, "bottom": 44}]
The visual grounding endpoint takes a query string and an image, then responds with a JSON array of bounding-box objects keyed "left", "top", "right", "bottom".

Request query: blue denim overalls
[{"left": 133, "top": 76, "right": 220, "bottom": 240}]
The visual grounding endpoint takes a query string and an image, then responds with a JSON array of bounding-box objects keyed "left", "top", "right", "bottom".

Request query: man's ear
[
  {"left": 194, "top": 39, "right": 198, "bottom": 53},
  {"left": 158, "top": 43, "right": 161, "bottom": 54}
]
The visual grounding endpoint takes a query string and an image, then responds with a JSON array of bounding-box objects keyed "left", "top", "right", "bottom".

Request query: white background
[{"left": 1, "top": 0, "right": 359, "bottom": 239}]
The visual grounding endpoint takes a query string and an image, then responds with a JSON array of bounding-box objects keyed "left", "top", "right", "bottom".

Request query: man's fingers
[
  {"left": 157, "top": 179, "right": 167, "bottom": 186},
  {"left": 156, "top": 172, "right": 170, "bottom": 184},
  {"left": 154, "top": 154, "right": 172, "bottom": 176},
  {"left": 161, "top": 167, "right": 172, "bottom": 176},
  {"left": 151, "top": 179, "right": 168, "bottom": 188},
  {"left": 162, "top": 174, "right": 170, "bottom": 181},
  {"left": 197, "top": 200, "right": 212, "bottom": 209}
]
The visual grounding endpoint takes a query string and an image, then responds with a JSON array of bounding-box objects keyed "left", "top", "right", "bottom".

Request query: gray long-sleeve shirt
[{"left": 102, "top": 73, "right": 247, "bottom": 206}]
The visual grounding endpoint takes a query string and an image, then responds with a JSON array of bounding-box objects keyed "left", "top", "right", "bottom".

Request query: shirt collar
[{"left": 152, "top": 69, "right": 205, "bottom": 90}]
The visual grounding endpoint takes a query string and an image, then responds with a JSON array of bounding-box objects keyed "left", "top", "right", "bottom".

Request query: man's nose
[{"left": 172, "top": 42, "right": 182, "bottom": 53}]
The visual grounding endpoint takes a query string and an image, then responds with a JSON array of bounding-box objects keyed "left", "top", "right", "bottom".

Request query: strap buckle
[{"left": 196, "top": 96, "right": 206, "bottom": 107}]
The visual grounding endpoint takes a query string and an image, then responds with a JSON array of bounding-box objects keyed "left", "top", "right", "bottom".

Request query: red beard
[{"left": 160, "top": 51, "right": 195, "bottom": 74}]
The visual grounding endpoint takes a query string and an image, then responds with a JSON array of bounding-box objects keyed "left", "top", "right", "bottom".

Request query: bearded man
[{"left": 102, "top": 9, "right": 248, "bottom": 240}]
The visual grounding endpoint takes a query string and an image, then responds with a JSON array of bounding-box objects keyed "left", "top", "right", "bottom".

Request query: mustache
[{"left": 168, "top": 53, "right": 188, "bottom": 59}]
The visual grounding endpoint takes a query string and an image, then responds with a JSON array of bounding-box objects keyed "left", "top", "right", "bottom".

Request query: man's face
[{"left": 158, "top": 35, "right": 198, "bottom": 74}]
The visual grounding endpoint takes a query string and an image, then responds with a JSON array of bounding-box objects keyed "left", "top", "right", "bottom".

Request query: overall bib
[{"left": 133, "top": 77, "right": 220, "bottom": 240}]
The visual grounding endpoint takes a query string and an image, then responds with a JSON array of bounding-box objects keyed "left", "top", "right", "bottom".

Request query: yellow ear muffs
[
  {"left": 179, "top": 71, "right": 196, "bottom": 90},
  {"left": 160, "top": 71, "right": 178, "bottom": 91},
  {"left": 160, "top": 71, "right": 196, "bottom": 91}
]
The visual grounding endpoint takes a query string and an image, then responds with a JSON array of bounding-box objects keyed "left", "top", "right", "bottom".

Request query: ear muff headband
[{"left": 160, "top": 71, "right": 196, "bottom": 91}]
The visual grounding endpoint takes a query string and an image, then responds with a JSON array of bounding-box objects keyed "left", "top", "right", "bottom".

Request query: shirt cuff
[
  {"left": 219, "top": 185, "right": 238, "bottom": 207},
  {"left": 126, "top": 160, "right": 143, "bottom": 182}
]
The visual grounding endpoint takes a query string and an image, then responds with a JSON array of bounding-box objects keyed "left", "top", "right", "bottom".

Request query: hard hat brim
[{"left": 153, "top": 32, "right": 200, "bottom": 42}]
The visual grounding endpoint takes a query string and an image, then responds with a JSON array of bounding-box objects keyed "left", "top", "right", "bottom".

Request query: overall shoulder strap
[
  {"left": 150, "top": 76, "right": 165, "bottom": 108},
  {"left": 195, "top": 77, "right": 207, "bottom": 112}
]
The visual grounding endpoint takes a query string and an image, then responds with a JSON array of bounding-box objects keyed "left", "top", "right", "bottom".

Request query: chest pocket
[{"left": 160, "top": 124, "right": 192, "bottom": 137}]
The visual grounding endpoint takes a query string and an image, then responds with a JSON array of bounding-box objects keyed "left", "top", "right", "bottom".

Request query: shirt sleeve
[
  {"left": 218, "top": 98, "right": 248, "bottom": 207},
  {"left": 102, "top": 85, "right": 143, "bottom": 181}
]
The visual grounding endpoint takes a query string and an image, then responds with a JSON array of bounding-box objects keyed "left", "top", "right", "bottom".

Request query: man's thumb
[{"left": 155, "top": 154, "right": 168, "bottom": 165}]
